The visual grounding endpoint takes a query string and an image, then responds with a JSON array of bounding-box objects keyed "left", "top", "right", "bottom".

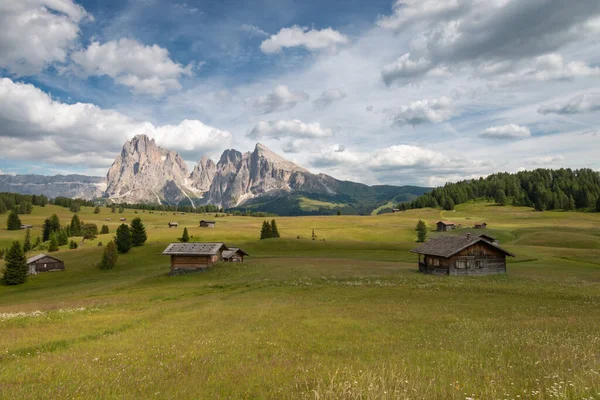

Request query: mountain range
[{"left": 0, "top": 134, "right": 429, "bottom": 215}]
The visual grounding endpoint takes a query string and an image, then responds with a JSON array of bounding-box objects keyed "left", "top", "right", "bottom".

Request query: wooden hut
[
  {"left": 473, "top": 222, "right": 487, "bottom": 229},
  {"left": 162, "top": 242, "right": 228, "bottom": 274},
  {"left": 199, "top": 220, "right": 216, "bottom": 228},
  {"left": 436, "top": 221, "right": 456, "bottom": 232},
  {"left": 119, "top": 217, "right": 127, "bottom": 222},
  {"left": 20, "top": 224, "right": 33, "bottom": 230},
  {"left": 26, "top": 254, "right": 65, "bottom": 275},
  {"left": 222, "top": 248, "right": 249, "bottom": 262},
  {"left": 410, "top": 233, "right": 514, "bottom": 276},
  {"left": 168, "top": 222, "right": 179, "bottom": 228}
]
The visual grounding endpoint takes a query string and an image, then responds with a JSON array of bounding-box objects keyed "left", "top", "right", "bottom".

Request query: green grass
[{"left": 1, "top": 202, "right": 600, "bottom": 399}]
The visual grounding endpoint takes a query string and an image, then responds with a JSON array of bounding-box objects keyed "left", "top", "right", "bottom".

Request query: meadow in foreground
[{"left": 0, "top": 202, "right": 599, "bottom": 399}]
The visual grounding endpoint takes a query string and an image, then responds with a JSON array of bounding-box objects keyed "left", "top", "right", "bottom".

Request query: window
[{"left": 456, "top": 260, "right": 467, "bottom": 269}]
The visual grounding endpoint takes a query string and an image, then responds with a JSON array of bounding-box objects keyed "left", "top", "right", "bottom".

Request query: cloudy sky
[{"left": 1, "top": 0, "right": 599, "bottom": 186}]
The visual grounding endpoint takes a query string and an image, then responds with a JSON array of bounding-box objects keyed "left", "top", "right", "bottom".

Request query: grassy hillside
[{"left": 1, "top": 202, "right": 599, "bottom": 398}]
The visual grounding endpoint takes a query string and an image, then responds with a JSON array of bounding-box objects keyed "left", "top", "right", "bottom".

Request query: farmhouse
[
  {"left": 168, "top": 222, "right": 179, "bottom": 228},
  {"left": 436, "top": 221, "right": 456, "bottom": 231},
  {"left": 200, "top": 220, "right": 216, "bottom": 228},
  {"left": 222, "top": 248, "right": 249, "bottom": 262},
  {"left": 410, "top": 233, "right": 514, "bottom": 276},
  {"left": 162, "top": 242, "right": 228, "bottom": 274},
  {"left": 474, "top": 222, "right": 487, "bottom": 229},
  {"left": 26, "top": 254, "right": 65, "bottom": 275}
]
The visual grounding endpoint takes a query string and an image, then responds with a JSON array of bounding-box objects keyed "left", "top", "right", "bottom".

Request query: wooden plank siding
[{"left": 420, "top": 242, "right": 507, "bottom": 276}]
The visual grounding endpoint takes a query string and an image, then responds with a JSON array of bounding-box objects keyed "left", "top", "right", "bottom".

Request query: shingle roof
[
  {"left": 162, "top": 242, "right": 228, "bottom": 256},
  {"left": 222, "top": 247, "right": 249, "bottom": 259},
  {"left": 410, "top": 234, "right": 514, "bottom": 258},
  {"left": 26, "top": 254, "right": 62, "bottom": 264}
]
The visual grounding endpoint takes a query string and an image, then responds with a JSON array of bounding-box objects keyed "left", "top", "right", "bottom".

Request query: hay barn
[
  {"left": 200, "top": 220, "right": 216, "bottom": 228},
  {"left": 162, "top": 242, "right": 228, "bottom": 274},
  {"left": 222, "top": 248, "right": 249, "bottom": 262},
  {"left": 26, "top": 254, "right": 65, "bottom": 275}
]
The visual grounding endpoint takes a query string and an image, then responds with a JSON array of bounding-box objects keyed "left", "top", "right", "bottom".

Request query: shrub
[{"left": 82, "top": 224, "right": 99, "bottom": 240}]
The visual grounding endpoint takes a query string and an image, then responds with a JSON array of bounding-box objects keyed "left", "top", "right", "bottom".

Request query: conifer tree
[
  {"left": 415, "top": 220, "right": 427, "bottom": 243},
  {"left": 94, "top": 206, "right": 101, "bottom": 214},
  {"left": 260, "top": 220, "right": 273, "bottom": 240},
  {"left": 58, "top": 229, "right": 69, "bottom": 246},
  {"left": 6, "top": 210, "right": 21, "bottom": 230},
  {"left": 33, "top": 236, "right": 41, "bottom": 250},
  {"left": 0, "top": 198, "right": 6, "bottom": 214},
  {"left": 180, "top": 227, "right": 190, "bottom": 243},
  {"left": 99, "top": 241, "right": 118, "bottom": 270},
  {"left": 42, "top": 214, "right": 61, "bottom": 241},
  {"left": 597, "top": 196, "right": 600, "bottom": 212},
  {"left": 271, "top": 219, "right": 280, "bottom": 238},
  {"left": 48, "top": 234, "right": 59, "bottom": 252},
  {"left": 130, "top": 218, "right": 147, "bottom": 246},
  {"left": 2, "top": 241, "right": 28, "bottom": 285},
  {"left": 23, "top": 229, "right": 32, "bottom": 253},
  {"left": 70, "top": 214, "right": 82, "bottom": 236},
  {"left": 114, "top": 224, "right": 132, "bottom": 253},
  {"left": 69, "top": 240, "right": 78, "bottom": 249},
  {"left": 118, "top": 205, "right": 125, "bottom": 213},
  {"left": 111, "top": 204, "right": 116, "bottom": 213},
  {"left": 101, "top": 225, "right": 109, "bottom": 234}
]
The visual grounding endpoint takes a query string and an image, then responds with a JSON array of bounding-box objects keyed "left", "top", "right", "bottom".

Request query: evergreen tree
[
  {"left": 118, "top": 205, "right": 125, "bottom": 213},
  {"left": 415, "top": 220, "right": 427, "bottom": 243},
  {"left": 130, "top": 218, "right": 147, "bottom": 246},
  {"left": 596, "top": 196, "right": 600, "bottom": 212},
  {"left": 58, "top": 229, "right": 69, "bottom": 246},
  {"left": 69, "top": 202, "right": 80, "bottom": 213},
  {"left": 2, "top": 241, "right": 28, "bottom": 285},
  {"left": 114, "top": 224, "right": 132, "bottom": 253},
  {"left": 82, "top": 224, "right": 99, "bottom": 240},
  {"left": 70, "top": 214, "right": 82, "bottom": 236},
  {"left": 260, "top": 220, "right": 273, "bottom": 239},
  {"left": 33, "top": 236, "right": 41, "bottom": 250},
  {"left": 100, "top": 225, "right": 109, "bottom": 234},
  {"left": 69, "top": 240, "right": 78, "bottom": 249},
  {"left": 111, "top": 204, "right": 116, "bottom": 213},
  {"left": 0, "top": 198, "right": 7, "bottom": 214},
  {"left": 42, "top": 214, "right": 61, "bottom": 241},
  {"left": 180, "top": 227, "right": 190, "bottom": 243},
  {"left": 48, "top": 234, "right": 59, "bottom": 252},
  {"left": 494, "top": 189, "right": 507, "bottom": 206},
  {"left": 336, "top": 210, "right": 342, "bottom": 216},
  {"left": 99, "top": 241, "right": 118, "bottom": 270},
  {"left": 94, "top": 206, "right": 101, "bottom": 214},
  {"left": 270, "top": 219, "right": 280, "bottom": 238},
  {"left": 23, "top": 229, "right": 32, "bottom": 253},
  {"left": 6, "top": 210, "right": 21, "bottom": 230},
  {"left": 443, "top": 198, "right": 455, "bottom": 211},
  {"left": 567, "top": 195, "right": 576, "bottom": 211}
]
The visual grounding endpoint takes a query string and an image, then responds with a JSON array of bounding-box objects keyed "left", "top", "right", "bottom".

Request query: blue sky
[{"left": 1, "top": 0, "right": 599, "bottom": 186}]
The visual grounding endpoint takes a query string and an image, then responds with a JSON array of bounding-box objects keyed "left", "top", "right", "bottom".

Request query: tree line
[{"left": 401, "top": 168, "right": 600, "bottom": 212}]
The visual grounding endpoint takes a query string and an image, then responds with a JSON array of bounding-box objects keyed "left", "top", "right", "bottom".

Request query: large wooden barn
[
  {"left": 222, "top": 248, "right": 249, "bottom": 262},
  {"left": 162, "top": 242, "right": 228, "bottom": 274},
  {"left": 410, "top": 233, "right": 514, "bottom": 276},
  {"left": 26, "top": 254, "right": 65, "bottom": 275}
]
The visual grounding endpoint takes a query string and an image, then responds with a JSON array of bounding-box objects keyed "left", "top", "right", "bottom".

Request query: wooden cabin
[
  {"left": 119, "top": 217, "right": 127, "bottom": 222},
  {"left": 26, "top": 254, "right": 65, "bottom": 275},
  {"left": 162, "top": 242, "right": 228, "bottom": 275},
  {"left": 436, "top": 221, "right": 456, "bottom": 232},
  {"left": 168, "top": 222, "right": 179, "bottom": 228},
  {"left": 473, "top": 222, "right": 487, "bottom": 229},
  {"left": 222, "top": 248, "right": 249, "bottom": 262},
  {"left": 199, "top": 220, "right": 216, "bottom": 228},
  {"left": 20, "top": 224, "right": 33, "bottom": 230},
  {"left": 410, "top": 233, "right": 514, "bottom": 276}
]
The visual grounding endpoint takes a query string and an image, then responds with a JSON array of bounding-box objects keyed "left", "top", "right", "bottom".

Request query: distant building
[
  {"left": 199, "top": 220, "right": 216, "bottom": 228},
  {"left": 222, "top": 247, "right": 249, "bottom": 262},
  {"left": 473, "top": 222, "right": 487, "bottom": 229},
  {"left": 119, "top": 217, "right": 127, "bottom": 222},
  {"left": 20, "top": 224, "right": 33, "bottom": 230},
  {"left": 26, "top": 254, "right": 65, "bottom": 275},
  {"left": 436, "top": 221, "right": 456, "bottom": 232},
  {"left": 410, "top": 233, "right": 514, "bottom": 276},
  {"left": 392, "top": 209, "right": 400, "bottom": 213},
  {"left": 168, "top": 222, "right": 179, "bottom": 228},
  {"left": 162, "top": 242, "right": 228, "bottom": 274}
]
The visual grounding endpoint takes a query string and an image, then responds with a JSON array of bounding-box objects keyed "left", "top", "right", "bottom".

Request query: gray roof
[
  {"left": 162, "top": 242, "right": 228, "bottom": 256},
  {"left": 200, "top": 220, "right": 216, "bottom": 223},
  {"left": 410, "top": 234, "right": 514, "bottom": 258},
  {"left": 27, "top": 254, "right": 62, "bottom": 264},
  {"left": 222, "top": 247, "right": 249, "bottom": 259}
]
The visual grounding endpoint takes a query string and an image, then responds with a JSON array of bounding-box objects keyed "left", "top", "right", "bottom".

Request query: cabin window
[
  {"left": 476, "top": 261, "right": 483, "bottom": 269},
  {"left": 456, "top": 260, "right": 467, "bottom": 269},
  {"left": 432, "top": 259, "right": 439, "bottom": 266}
]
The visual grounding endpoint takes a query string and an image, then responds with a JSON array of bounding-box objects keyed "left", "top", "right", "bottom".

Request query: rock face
[{"left": 0, "top": 174, "right": 105, "bottom": 200}]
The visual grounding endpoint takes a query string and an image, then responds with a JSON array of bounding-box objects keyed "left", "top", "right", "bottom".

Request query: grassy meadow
[{"left": 1, "top": 202, "right": 600, "bottom": 399}]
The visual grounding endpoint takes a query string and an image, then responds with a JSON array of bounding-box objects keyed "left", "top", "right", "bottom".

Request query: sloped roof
[
  {"left": 222, "top": 247, "right": 249, "bottom": 259},
  {"left": 27, "top": 254, "right": 62, "bottom": 264},
  {"left": 437, "top": 221, "right": 456, "bottom": 226},
  {"left": 200, "top": 220, "right": 216, "bottom": 223},
  {"left": 410, "top": 234, "right": 514, "bottom": 258},
  {"left": 162, "top": 242, "right": 228, "bottom": 256}
]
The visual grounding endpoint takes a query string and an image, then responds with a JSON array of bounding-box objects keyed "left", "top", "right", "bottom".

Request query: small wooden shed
[
  {"left": 410, "top": 233, "right": 514, "bottom": 276},
  {"left": 473, "top": 222, "right": 487, "bottom": 229},
  {"left": 168, "top": 222, "right": 179, "bottom": 228},
  {"left": 20, "top": 224, "right": 33, "bottom": 230},
  {"left": 200, "top": 220, "right": 216, "bottom": 228},
  {"left": 120, "top": 217, "right": 127, "bottom": 222},
  {"left": 222, "top": 247, "right": 249, "bottom": 262},
  {"left": 436, "top": 221, "right": 456, "bottom": 232},
  {"left": 162, "top": 242, "right": 228, "bottom": 274},
  {"left": 26, "top": 254, "right": 65, "bottom": 275}
]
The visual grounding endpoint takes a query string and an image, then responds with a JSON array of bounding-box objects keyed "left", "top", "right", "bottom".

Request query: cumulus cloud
[
  {"left": 252, "top": 85, "right": 309, "bottom": 114},
  {"left": 379, "top": 0, "right": 600, "bottom": 84},
  {"left": 240, "top": 24, "right": 268, "bottom": 37},
  {"left": 313, "top": 88, "right": 347, "bottom": 108},
  {"left": 260, "top": 26, "right": 349, "bottom": 53},
  {"left": 367, "top": 145, "right": 451, "bottom": 170},
  {"left": 481, "top": 124, "right": 532, "bottom": 139},
  {"left": 70, "top": 39, "right": 193, "bottom": 95},
  {"left": 0, "top": 78, "right": 231, "bottom": 167},
  {"left": 538, "top": 93, "right": 600, "bottom": 115},
  {"left": 311, "top": 145, "right": 361, "bottom": 168},
  {"left": 525, "top": 155, "right": 565, "bottom": 165},
  {"left": 0, "top": 0, "right": 91, "bottom": 75},
  {"left": 248, "top": 120, "right": 332, "bottom": 140},
  {"left": 386, "top": 97, "right": 454, "bottom": 126}
]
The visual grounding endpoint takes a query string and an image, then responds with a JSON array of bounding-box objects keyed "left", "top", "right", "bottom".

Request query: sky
[{"left": 0, "top": 0, "right": 599, "bottom": 187}]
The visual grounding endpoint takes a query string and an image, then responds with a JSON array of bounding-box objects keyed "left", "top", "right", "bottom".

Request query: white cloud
[
  {"left": 260, "top": 26, "right": 349, "bottom": 53},
  {"left": 311, "top": 144, "right": 362, "bottom": 168},
  {"left": 525, "top": 155, "right": 565, "bottom": 165},
  {"left": 377, "top": 0, "right": 470, "bottom": 31},
  {"left": 386, "top": 97, "right": 454, "bottom": 126},
  {"left": 0, "top": 0, "right": 91, "bottom": 75},
  {"left": 313, "top": 88, "right": 347, "bottom": 108},
  {"left": 367, "top": 145, "right": 451, "bottom": 170},
  {"left": 248, "top": 120, "right": 332, "bottom": 140},
  {"left": 251, "top": 85, "right": 309, "bottom": 114},
  {"left": 481, "top": 124, "right": 532, "bottom": 139},
  {"left": 0, "top": 78, "right": 231, "bottom": 168},
  {"left": 70, "top": 38, "right": 193, "bottom": 95},
  {"left": 240, "top": 24, "right": 268, "bottom": 37},
  {"left": 538, "top": 92, "right": 600, "bottom": 115}
]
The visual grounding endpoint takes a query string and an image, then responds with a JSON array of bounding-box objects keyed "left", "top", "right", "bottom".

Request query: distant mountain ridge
[
  {"left": 0, "top": 174, "right": 105, "bottom": 199},
  {"left": 1, "top": 134, "right": 430, "bottom": 215}
]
